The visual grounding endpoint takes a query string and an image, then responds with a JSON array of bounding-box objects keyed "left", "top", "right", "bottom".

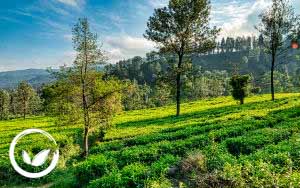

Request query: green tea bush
[
  {"left": 145, "top": 177, "right": 173, "bottom": 188},
  {"left": 225, "top": 128, "right": 292, "bottom": 156},
  {"left": 0, "top": 160, "right": 17, "bottom": 184},
  {"left": 118, "top": 146, "right": 160, "bottom": 166},
  {"left": 150, "top": 154, "right": 180, "bottom": 177},
  {"left": 88, "top": 163, "right": 149, "bottom": 188},
  {"left": 88, "top": 170, "right": 123, "bottom": 188},
  {"left": 1, "top": 94, "right": 300, "bottom": 187},
  {"left": 121, "top": 163, "right": 149, "bottom": 187},
  {"left": 74, "top": 155, "right": 117, "bottom": 185}
]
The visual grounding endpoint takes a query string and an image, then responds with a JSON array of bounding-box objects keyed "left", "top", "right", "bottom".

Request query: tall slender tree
[
  {"left": 144, "top": 0, "right": 219, "bottom": 116},
  {"left": 258, "top": 34, "right": 264, "bottom": 49},
  {"left": 221, "top": 38, "right": 226, "bottom": 53},
  {"left": 72, "top": 18, "right": 124, "bottom": 157},
  {"left": 72, "top": 18, "right": 105, "bottom": 157},
  {"left": 256, "top": 0, "right": 298, "bottom": 101}
]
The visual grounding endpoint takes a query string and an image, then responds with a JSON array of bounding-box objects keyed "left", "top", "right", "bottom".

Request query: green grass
[{"left": 1, "top": 93, "right": 300, "bottom": 187}]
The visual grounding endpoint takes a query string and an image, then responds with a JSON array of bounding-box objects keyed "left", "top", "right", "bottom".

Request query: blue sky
[{"left": 0, "top": 0, "right": 299, "bottom": 71}]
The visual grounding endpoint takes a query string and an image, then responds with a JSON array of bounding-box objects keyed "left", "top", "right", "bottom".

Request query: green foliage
[
  {"left": 72, "top": 18, "right": 107, "bottom": 156},
  {"left": 229, "top": 75, "right": 251, "bottom": 104},
  {"left": 262, "top": 71, "right": 294, "bottom": 93},
  {"left": 145, "top": 0, "right": 219, "bottom": 116},
  {"left": 88, "top": 163, "right": 149, "bottom": 188},
  {"left": 121, "top": 163, "right": 149, "bottom": 187},
  {"left": 88, "top": 170, "right": 122, "bottom": 188},
  {"left": 0, "top": 89, "right": 10, "bottom": 120},
  {"left": 150, "top": 154, "right": 179, "bottom": 177},
  {"left": 15, "top": 81, "right": 42, "bottom": 119},
  {"left": 74, "top": 155, "right": 117, "bottom": 185},
  {"left": 144, "top": 0, "right": 219, "bottom": 54},
  {"left": 256, "top": 0, "right": 299, "bottom": 100},
  {"left": 225, "top": 128, "right": 292, "bottom": 156},
  {"left": 41, "top": 67, "right": 81, "bottom": 124},
  {"left": 184, "top": 69, "right": 230, "bottom": 99},
  {"left": 1, "top": 94, "right": 300, "bottom": 187},
  {"left": 122, "top": 81, "right": 153, "bottom": 110}
]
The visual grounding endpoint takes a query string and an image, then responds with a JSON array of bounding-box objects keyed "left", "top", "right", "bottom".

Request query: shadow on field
[{"left": 116, "top": 96, "right": 295, "bottom": 129}]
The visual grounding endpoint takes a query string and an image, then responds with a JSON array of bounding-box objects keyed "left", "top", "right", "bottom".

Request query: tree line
[
  {"left": 0, "top": 81, "right": 42, "bottom": 120},
  {"left": 210, "top": 35, "right": 264, "bottom": 54}
]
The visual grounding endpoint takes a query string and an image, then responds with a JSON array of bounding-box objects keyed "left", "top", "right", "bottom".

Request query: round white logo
[{"left": 9, "top": 129, "right": 59, "bottom": 178}]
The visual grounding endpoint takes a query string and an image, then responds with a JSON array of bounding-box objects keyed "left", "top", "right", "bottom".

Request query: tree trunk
[
  {"left": 82, "top": 29, "right": 90, "bottom": 158},
  {"left": 271, "top": 54, "right": 275, "bottom": 101},
  {"left": 82, "top": 93, "right": 89, "bottom": 157},
  {"left": 0, "top": 103, "right": 3, "bottom": 120},
  {"left": 176, "top": 54, "right": 183, "bottom": 116},
  {"left": 83, "top": 118, "right": 89, "bottom": 157},
  {"left": 23, "top": 101, "right": 26, "bottom": 120},
  {"left": 0, "top": 99, "right": 3, "bottom": 120},
  {"left": 240, "top": 98, "right": 244, "bottom": 105}
]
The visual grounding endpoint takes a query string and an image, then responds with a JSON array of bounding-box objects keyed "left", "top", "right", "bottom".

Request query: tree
[
  {"left": 226, "top": 37, "right": 235, "bottom": 52},
  {"left": 252, "top": 36, "right": 258, "bottom": 49},
  {"left": 16, "top": 81, "right": 40, "bottom": 119},
  {"left": 229, "top": 75, "right": 251, "bottom": 105},
  {"left": 72, "top": 18, "right": 124, "bottom": 157},
  {"left": 0, "top": 89, "right": 9, "bottom": 120},
  {"left": 256, "top": 0, "right": 298, "bottom": 101},
  {"left": 153, "top": 82, "right": 172, "bottom": 106},
  {"left": 246, "top": 36, "right": 252, "bottom": 51},
  {"left": 221, "top": 38, "right": 226, "bottom": 53},
  {"left": 122, "top": 81, "right": 152, "bottom": 110},
  {"left": 258, "top": 34, "right": 264, "bottom": 49},
  {"left": 8, "top": 90, "right": 17, "bottom": 116},
  {"left": 144, "top": 0, "right": 219, "bottom": 116},
  {"left": 41, "top": 67, "right": 80, "bottom": 123},
  {"left": 235, "top": 37, "right": 243, "bottom": 52}
]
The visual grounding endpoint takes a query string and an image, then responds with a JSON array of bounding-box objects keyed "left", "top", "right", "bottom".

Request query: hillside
[
  {"left": 0, "top": 69, "right": 53, "bottom": 89},
  {"left": 1, "top": 93, "right": 300, "bottom": 187},
  {"left": 192, "top": 50, "right": 299, "bottom": 78}
]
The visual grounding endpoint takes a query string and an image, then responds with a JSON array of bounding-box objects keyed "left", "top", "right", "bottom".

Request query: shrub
[
  {"left": 178, "top": 151, "right": 235, "bottom": 188},
  {"left": 89, "top": 163, "right": 150, "bottom": 188},
  {"left": 145, "top": 177, "right": 173, "bottom": 188},
  {"left": 74, "top": 155, "right": 117, "bottom": 185},
  {"left": 180, "top": 151, "right": 206, "bottom": 174},
  {"left": 121, "top": 163, "right": 149, "bottom": 188},
  {"left": 225, "top": 128, "right": 291, "bottom": 156},
  {"left": 88, "top": 170, "right": 123, "bottom": 188},
  {"left": 150, "top": 154, "right": 180, "bottom": 177},
  {"left": 229, "top": 75, "right": 251, "bottom": 105}
]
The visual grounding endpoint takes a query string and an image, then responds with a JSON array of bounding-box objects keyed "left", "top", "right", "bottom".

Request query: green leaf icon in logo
[{"left": 22, "top": 149, "right": 51, "bottom": 167}]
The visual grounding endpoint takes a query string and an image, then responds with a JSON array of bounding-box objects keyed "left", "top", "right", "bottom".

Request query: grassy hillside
[{"left": 1, "top": 93, "right": 300, "bottom": 187}]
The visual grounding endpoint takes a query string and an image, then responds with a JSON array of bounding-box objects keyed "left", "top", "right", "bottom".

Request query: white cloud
[
  {"left": 56, "top": 0, "right": 79, "bottom": 7},
  {"left": 212, "top": 0, "right": 272, "bottom": 38},
  {"left": 104, "top": 35, "right": 156, "bottom": 63},
  {"left": 0, "top": 56, "right": 64, "bottom": 72},
  {"left": 61, "top": 51, "right": 76, "bottom": 66},
  {"left": 148, "top": 0, "right": 168, "bottom": 8},
  {"left": 63, "top": 34, "right": 73, "bottom": 41},
  {"left": 292, "top": 0, "right": 300, "bottom": 14}
]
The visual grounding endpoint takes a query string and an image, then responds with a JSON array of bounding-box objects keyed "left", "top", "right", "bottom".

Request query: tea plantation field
[{"left": 1, "top": 93, "right": 300, "bottom": 187}]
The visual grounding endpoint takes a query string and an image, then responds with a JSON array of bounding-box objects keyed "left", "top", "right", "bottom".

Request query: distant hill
[{"left": 0, "top": 69, "right": 54, "bottom": 89}]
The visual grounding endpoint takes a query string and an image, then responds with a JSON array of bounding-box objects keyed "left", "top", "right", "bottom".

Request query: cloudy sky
[{"left": 0, "top": 0, "right": 299, "bottom": 71}]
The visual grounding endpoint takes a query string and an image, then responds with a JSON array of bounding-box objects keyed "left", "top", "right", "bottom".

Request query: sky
[{"left": 0, "top": 0, "right": 299, "bottom": 72}]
